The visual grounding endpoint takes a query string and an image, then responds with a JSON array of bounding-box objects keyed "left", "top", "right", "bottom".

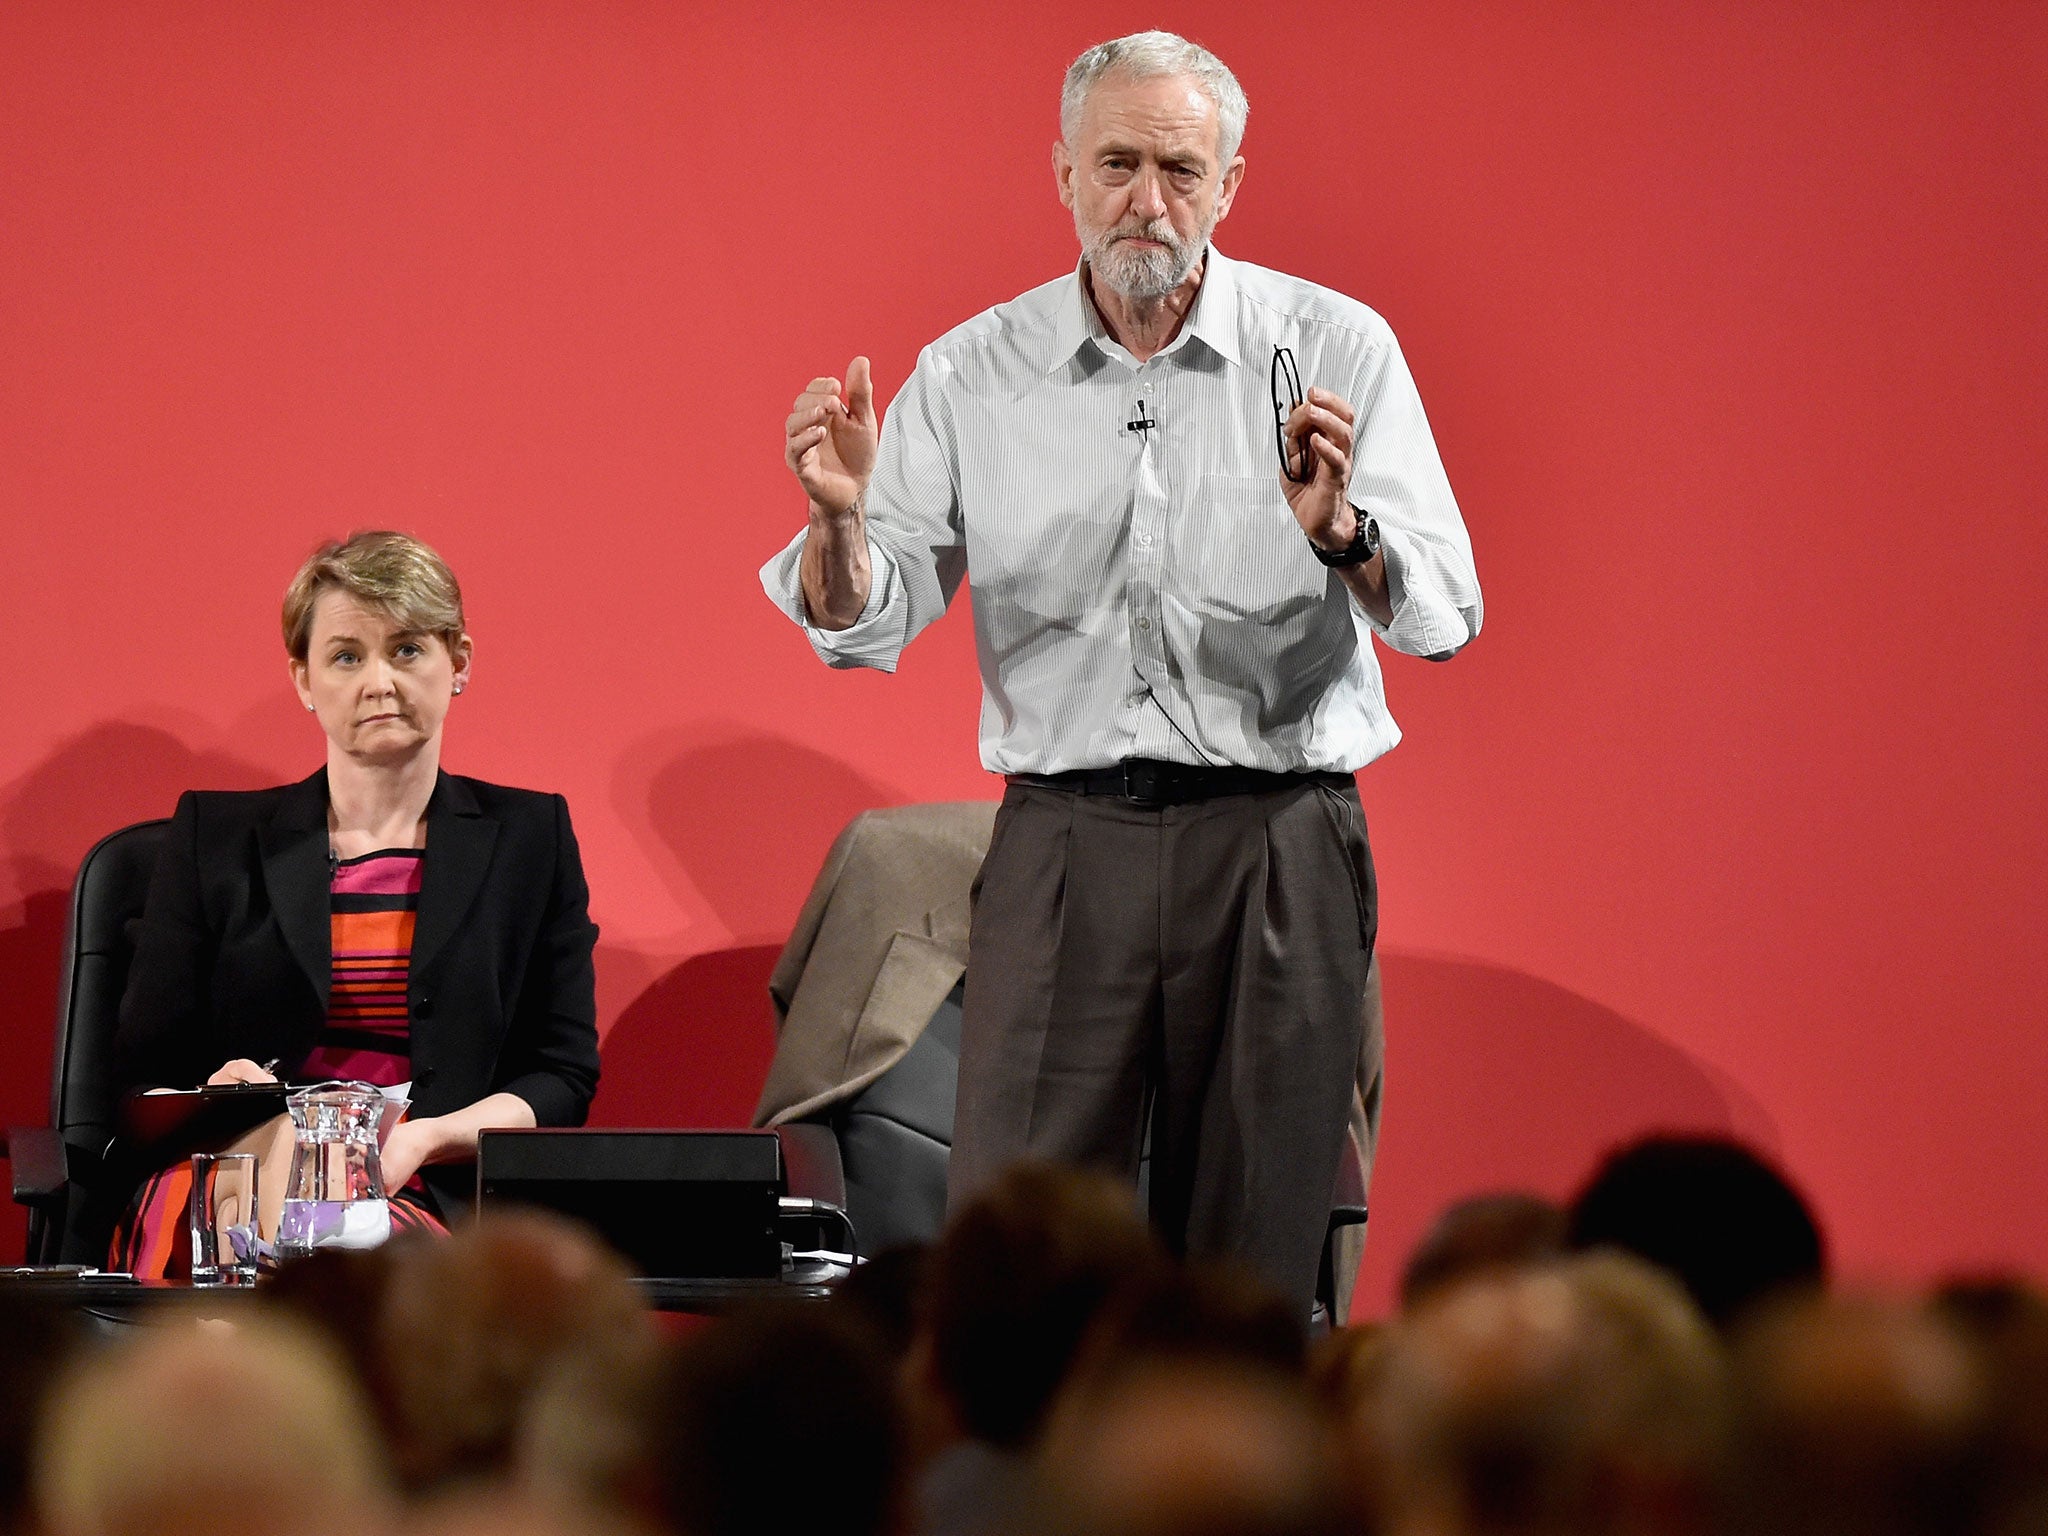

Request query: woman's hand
[
  {"left": 380, "top": 1118, "right": 438, "bottom": 1192},
  {"left": 206, "top": 1058, "right": 280, "bottom": 1086},
  {"left": 379, "top": 1093, "right": 538, "bottom": 1192}
]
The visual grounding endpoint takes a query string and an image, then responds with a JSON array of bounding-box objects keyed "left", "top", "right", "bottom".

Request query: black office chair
[
  {"left": 6, "top": 818, "right": 169, "bottom": 1264},
  {"left": 821, "top": 981, "right": 966, "bottom": 1257}
]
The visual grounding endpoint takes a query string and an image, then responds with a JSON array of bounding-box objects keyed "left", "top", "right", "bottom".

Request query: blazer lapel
[
  {"left": 411, "top": 772, "right": 497, "bottom": 982},
  {"left": 259, "top": 769, "right": 335, "bottom": 1011}
]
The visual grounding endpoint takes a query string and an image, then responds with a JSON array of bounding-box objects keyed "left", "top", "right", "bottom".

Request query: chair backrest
[
  {"left": 51, "top": 819, "right": 169, "bottom": 1153},
  {"left": 832, "top": 981, "right": 963, "bottom": 1253}
]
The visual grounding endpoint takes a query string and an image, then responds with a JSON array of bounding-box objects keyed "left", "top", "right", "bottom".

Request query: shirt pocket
[{"left": 1177, "top": 474, "right": 1328, "bottom": 621}]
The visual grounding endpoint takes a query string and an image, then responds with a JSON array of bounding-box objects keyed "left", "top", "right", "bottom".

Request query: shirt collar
[
  {"left": 1183, "top": 245, "right": 1243, "bottom": 368},
  {"left": 1044, "top": 243, "right": 1244, "bottom": 375}
]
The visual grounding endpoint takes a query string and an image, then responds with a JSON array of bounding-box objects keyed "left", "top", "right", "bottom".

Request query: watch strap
[{"left": 1308, "top": 510, "right": 1380, "bottom": 568}]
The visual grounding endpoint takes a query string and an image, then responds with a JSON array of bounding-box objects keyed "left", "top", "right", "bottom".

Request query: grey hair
[{"left": 1060, "top": 31, "right": 1249, "bottom": 164}]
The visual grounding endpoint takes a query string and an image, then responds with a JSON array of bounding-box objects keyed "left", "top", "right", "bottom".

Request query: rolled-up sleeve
[
  {"left": 759, "top": 345, "right": 969, "bottom": 674},
  {"left": 1346, "top": 332, "right": 1483, "bottom": 661}
]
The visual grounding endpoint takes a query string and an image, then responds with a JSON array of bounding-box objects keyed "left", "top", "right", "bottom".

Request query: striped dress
[
  {"left": 111, "top": 848, "right": 446, "bottom": 1276},
  {"left": 303, "top": 849, "right": 428, "bottom": 1087}
]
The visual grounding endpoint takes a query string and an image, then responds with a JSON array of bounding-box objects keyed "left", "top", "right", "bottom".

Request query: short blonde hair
[{"left": 282, "top": 530, "right": 466, "bottom": 662}]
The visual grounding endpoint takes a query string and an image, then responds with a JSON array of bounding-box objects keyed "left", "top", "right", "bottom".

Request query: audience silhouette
[{"left": 11, "top": 1134, "right": 2044, "bottom": 1536}]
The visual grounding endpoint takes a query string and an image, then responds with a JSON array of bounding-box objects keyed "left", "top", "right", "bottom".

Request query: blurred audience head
[
  {"left": 829, "top": 1241, "right": 929, "bottom": 1359},
  {"left": 1071, "top": 1259, "right": 1309, "bottom": 1387},
  {"left": 919, "top": 1161, "right": 1170, "bottom": 1450},
  {"left": 514, "top": 1324, "right": 672, "bottom": 1524},
  {"left": 376, "top": 1210, "right": 655, "bottom": 1497},
  {"left": 1041, "top": 1259, "right": 1342, "bottom": 1536},
  {"left": 403, "top": 1486, "right": 638, "bottom": 1536},
  {"left": 646, "top": 1303, "right": 905, "bottom": 1536},
  {"left": 1931, "top": 1276, "right": 2048, "bottom": 1533},
  {"left": 282, "top": 529, "right": 467, "bottom": 663},
  {"left": 1725, "top": 1293, "right": 1990, "bottom": 1536},
  {"left": 1363, "top": 1251, "right": 1727, "bottom": 1536},
  {"left": 1402, "top": 1193, "right": 1570, "bottom": 1312},
  {"left": 1310, "top": 1320, "right": 1393, "bottom": 1428},
  {"left": 1040, "top": 1354, "right": 1354, "bottom": 1536},
  {"left": 260, "top": 1243, "right": 402, "bottom": 1369},
  {"left": 0, "top": 1292, "right": 79, "bottom": 1536},
  {"left": 1568, "top": 1135, "right": 1825, "bottom": 1329},
  {"left": 34, "top": 1314, "right": 391, "bottom": 1536}
]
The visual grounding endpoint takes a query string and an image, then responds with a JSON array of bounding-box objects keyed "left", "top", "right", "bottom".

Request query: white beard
[{"left": 1077, "top": 211, "right": 1210, "bottom": 299}]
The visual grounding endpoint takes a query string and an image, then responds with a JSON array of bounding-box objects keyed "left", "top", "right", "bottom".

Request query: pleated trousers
[{"left": 947, "top": 775, "right": 1378, "bottom": 1313}]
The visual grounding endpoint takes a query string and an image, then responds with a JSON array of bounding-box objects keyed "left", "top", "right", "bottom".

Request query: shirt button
[
  {"left": 1137, "top": 617, "right": 1152, "bottom": 631},
  {"left": 1137, "top": 532, "right": 1154, "bottom": 547}
]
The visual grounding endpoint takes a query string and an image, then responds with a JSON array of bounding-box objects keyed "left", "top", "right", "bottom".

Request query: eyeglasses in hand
[{"left": 1271, "top": 346, "right": 1314, "bottom": 484}]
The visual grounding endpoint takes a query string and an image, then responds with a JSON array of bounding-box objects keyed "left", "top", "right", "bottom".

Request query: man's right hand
[{"left": 786, "top": 356, "right": 878, "bottom": 517}]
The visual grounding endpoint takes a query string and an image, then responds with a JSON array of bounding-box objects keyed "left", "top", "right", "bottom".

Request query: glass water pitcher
[{"left": 275, "top": 1080, "right": 396, "bottom": 1259}]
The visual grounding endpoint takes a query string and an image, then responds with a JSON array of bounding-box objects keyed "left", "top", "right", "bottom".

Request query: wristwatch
[{"left": 1308, "top": 507, "right": 1381, "bottom": 568}]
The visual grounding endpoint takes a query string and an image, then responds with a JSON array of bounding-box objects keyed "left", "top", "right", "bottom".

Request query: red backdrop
[{"left": 2, "top": 2, "right": 2043, "bottom": 1316}]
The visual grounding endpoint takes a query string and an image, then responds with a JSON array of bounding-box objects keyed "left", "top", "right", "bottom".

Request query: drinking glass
[{"left": 189, "top": 1152, "right": 259, "bottom": 1286}]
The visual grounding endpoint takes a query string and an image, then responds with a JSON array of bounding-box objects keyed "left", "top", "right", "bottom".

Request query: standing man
[{"left": 763, "top": 32, "right": 1480, "bottom": 1312}]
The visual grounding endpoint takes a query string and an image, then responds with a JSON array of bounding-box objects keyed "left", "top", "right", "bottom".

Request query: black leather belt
[{"left": 1007, "top": 759, "right": 1352, "bottom": 807}]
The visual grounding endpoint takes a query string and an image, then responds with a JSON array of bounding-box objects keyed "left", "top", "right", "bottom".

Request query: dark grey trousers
[{"left": 948, "top": 776, "right": 1378, "bottom": 1312}]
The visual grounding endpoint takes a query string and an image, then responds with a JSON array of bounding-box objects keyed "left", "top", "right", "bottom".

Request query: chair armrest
[
  {"left": 775, "top": 1122, "right": 847, "bottom": 1209},
  {"left": 5, "top": 1126, "right": 70, "bottom": 1208},
  {"left": 1327, "top": 1125, "right": 1369, "bottom": 1234}
]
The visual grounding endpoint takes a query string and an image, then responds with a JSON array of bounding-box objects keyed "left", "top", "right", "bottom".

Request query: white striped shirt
[{"left": 761, "top": 247, "right": 1482, "bottom": 775}]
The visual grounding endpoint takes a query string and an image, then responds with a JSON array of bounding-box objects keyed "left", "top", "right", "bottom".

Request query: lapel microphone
[{"left": 1126, "top": 399, "right": 1156, "bottom": 435}]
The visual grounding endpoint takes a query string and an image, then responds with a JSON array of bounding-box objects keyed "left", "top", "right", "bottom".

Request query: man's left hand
[{"left": 1280, "top": 388, "right": 1359, "bottom": 550}]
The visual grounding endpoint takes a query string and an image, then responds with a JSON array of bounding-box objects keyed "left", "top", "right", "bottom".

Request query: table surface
[{"left": 2, "top": 1261, "right": 845, "bottom": 1317}]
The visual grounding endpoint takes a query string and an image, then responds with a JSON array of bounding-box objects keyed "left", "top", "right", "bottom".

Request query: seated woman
[{"left": 108, "top": 531, "right": 600, "bottom": 1272}]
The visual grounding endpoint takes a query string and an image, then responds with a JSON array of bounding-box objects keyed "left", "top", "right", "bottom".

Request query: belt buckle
[{"left": 1120, "top": 760, "right": 1166, "bottom": 806}]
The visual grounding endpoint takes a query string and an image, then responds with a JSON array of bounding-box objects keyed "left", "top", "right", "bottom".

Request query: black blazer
[{"left": 112, "top": 768, "right": 602, "bottom": 1217}]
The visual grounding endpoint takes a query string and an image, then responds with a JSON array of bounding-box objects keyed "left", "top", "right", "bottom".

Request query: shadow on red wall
[
  {"left": 1353, "top": 952, "right": 1779, "bottom": 1318},
  {"left": 0, "top": 721, "right": 274, "bottom": 1262},
  {"left": 588, "top": 943, "right": 784, "bottom": 1130},
  {"left": 610, "top": 726, "right": 907, "bottom": 946},
  {"left": 589, "top": 730, "right": 915, "bottom": 1131}
]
